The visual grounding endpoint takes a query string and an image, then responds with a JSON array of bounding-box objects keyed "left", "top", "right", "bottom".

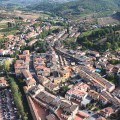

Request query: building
[
  {"left": 25, "top": 78, "right": 36, "bottom": 88},
  {"left": 78, "top": 66, "right": 115, "bottom": 92},
  {"left": 22, "top": 70, "right": 33, "bottom": 80},
  {"left": 88, "top": 51, "right": 100, "bottom": 57},
  {"left": 14, "top": 50, "right": 30, "bottom": 76},
  {"left": 66, "top": 82, "right": 89, "bottom": 103},
  {"left": 29, "top": 86, "right": 79, "bottom": 120},
  {"left": 22, "top": 70, "right": 36, "bottom": 89},
  {"left": 88, "top": 90, "right": 109, "bottom": 105},
  {"left": 14, "top": 60, "right": 29, "bottom": 75},
  {"left": 0, "top": 77, "right": 9, "bottom": 88},
  {"left": 99, "top": 107, "right": 114, "bottom": 118},
  {"left": 96, "top": 116, "right": 106, "bottom": 120}
]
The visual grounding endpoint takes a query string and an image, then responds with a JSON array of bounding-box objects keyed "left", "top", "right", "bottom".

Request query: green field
[{"left": 82, "top": 28, "right": 100, "bottom": 37}]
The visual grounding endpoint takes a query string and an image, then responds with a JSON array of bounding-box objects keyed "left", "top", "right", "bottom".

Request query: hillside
[
  {"left": 56, "top": 0, "right": 120, "bottom": 15},
  {"left": 28, "top": 0, "right": 120, "bottom": 17}
]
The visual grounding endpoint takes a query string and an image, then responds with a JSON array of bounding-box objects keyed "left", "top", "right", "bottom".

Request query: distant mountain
[
  {"left": 0, "top": 0, "right": 120, "bottom": 17},
  {"left": 0, "top": 0, "right": 75, "bottom": 5}
]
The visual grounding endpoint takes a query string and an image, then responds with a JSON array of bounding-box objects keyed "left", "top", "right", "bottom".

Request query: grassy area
[
  {"left": 0, "top": 23, "right": 7, "bottom": 28},
  {"left": 64, "top": 37, "right": 76, "bottom": 42},
  {"left": 0, "top": 22, "right": 19, "bottom": 40},
  {"left": 0, "top": 27, "right": 19, "bottom": 36},
  {"left": 51, "top": 26, "right": 63, "bottom": 30},
  {"left": 82, "top": 28, "right": 100, "bottom": 37},
  {"left": 31, "top": 22, "right": 41, "bottom": 28}
]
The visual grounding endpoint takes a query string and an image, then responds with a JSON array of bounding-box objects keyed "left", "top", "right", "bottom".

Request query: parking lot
[{"left": 0, "top": 88, "right": 20, "bottom": 120}]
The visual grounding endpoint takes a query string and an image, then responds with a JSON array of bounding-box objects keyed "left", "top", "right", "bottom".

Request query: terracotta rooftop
[
  {"left": 96, "top": 116, "right": 106, "bottom": 120},
  {"left": 0, "top": 77, "right": 8, "bottom": 85},
  {"left": 25, "top": 78, "right": 36, "bottom": 86},
  {"left": 23, "top": 50, "right": 30, "bottom": 55},
  {"left": 67, "top": 82, "right": 89, "bottom": 99},
  {"left": 22, "top": 70, "right": 32, "bottom": 79},
  {"left": 46, "top": 114, "right": 58, "bottom": 120}
]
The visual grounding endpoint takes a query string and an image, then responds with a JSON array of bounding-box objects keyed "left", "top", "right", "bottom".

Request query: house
[
  {"left": 60, "top": 67, "right": 72, "bottom": 79},
  {"left": 75, "top": 111, "right": 89, "bottom": 120},
  {"left": 96, "top": 116, "right": 106, "bottom": 120},
  {"left": 101, "top": 91, "right": 120, "bottom": 108},
  {"left": 29, "top": 88, "right": 79, "bottom": 120},
  {"left": 0, "top": 77, "right": 9, "bottom": 88},
  {"left": 99, "top": 94, "right": 109, "bottom": 105},
  {"left": 106, "top": 64, "right": 114, "bottom": 74},
  {"left": 38, "top": 76, "right": 49, "bottom": 85},
  {"left": 14, "top": 60, "right": 29, "bottom": 75},
  {"left": 114, "top": 64, "right": 120, "bottom": 73},
  {"left": 34, "top": 65, "right": 50, "bottom": 77},
  {"left": 22, "top": 70, "right": 33, "bottom": 80},
  {"left": 14, "top": 50, "right": 30, "bottom": 76},
  {"left": 0, "top": 49, "right": 5, "bottom": 55},
  {"left": 65, "top": 82, "right": 89, "bottom": 103},
  {"left": 18, "top": 55, "right": 30, "bottom": 62},
  {"left": 81, "top": 96, "right": 91, "bottom": 107},
  {"left": 88, "top": 90, "right": 109, "bottom": 105},
  {"left": 44, "top": 81, "right": 60, "bottom": 93},
  {"left": 23, "top": 50, "right": 30, "bottom": 55},
  {"left": 88, "top": 51, "right": 100, "bottom": 57},
  {"left": 62, "top": 69, "right": 71, "bottom": 78},
  {"left": 78, "top": 65, "right": 115, "bottom": 92},
  {"left": 0, "top": 49, "right": 8, "bottom": 55},
  {"left": 99, "top": 107, "right": 114, "bottom": 118},
  {"left": 25, "top": 78, "right": 36, "bottom": 88},
  {"left": 88, "top": 90, "right": 99, "bottom": 101},
  {"left": 28, "top": 39, "right": 37, "bottom": 46},
  {"left": 46, "top": 114, "right": 58, "bottom": 120}
]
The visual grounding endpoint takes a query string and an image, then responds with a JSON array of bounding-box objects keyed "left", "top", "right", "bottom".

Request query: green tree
[
  {"left": 3, "top": 59, "right": 11, "bottom": 72},
  {"left": 0, "top": 62, "right": 3, "bottom": 71},
  {"left": 106, "top": 42, "right": 111, "bottom": 50}
]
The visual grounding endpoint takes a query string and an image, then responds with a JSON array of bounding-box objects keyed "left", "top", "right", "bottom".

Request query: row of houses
[
  {"left": 70, "top": 66, "right": 120, "bottom": 109},
  {"left": 22, "top": 70, "right": 36, "bottom": 89},
  {"left": 77, "top": 65, "right": 115, "bottom": 93},
  {"left": 14, "top": 50, "right": 30, "bottom": 75}
]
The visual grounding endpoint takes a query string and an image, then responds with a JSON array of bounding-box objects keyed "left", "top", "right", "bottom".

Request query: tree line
[{"left": 77, "top": 25, "right": 120, "bottom": 52}]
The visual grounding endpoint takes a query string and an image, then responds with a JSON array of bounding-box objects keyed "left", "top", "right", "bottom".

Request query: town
[{"left": 0, "top": 10, "right": 120, "bottom": 120}]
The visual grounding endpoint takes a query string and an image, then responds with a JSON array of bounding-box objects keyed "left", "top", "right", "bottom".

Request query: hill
[
  {"left": 56, "top": 0, "right": 120, "bottom": 15},
  {"left": 28, "top": 0, "right": 120, "bottom": 17}
]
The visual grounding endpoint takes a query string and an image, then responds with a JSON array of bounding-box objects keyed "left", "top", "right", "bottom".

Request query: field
[
  {"left": 0, "top": 20, "right": 19, "bottom": 40},
  {"left": 98, "top": 17, "right": 119, "bottom": 26},
  {"left": 0, "top": 10, "right": 50, "bottom": 20},
  {"left": 14, "top": 11, "right": 40, "bottom": 19},
  {"left": 82, "top": 28, "right": 100, "bottom": 37}
]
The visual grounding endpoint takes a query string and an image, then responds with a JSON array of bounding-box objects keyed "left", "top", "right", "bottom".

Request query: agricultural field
[
  {"left": 0, "top": 20, "right": 19, "bottom": 42},
  {"left": 98, "top": 16, "right": 119, "bottom": 26}
]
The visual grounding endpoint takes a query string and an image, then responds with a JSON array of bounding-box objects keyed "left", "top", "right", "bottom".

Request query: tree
[
  {"left": 7, "top": 22, "right": 12, "bottom": 28},
  {"left": 7, "top": 77, "right": 28, "bottom": 120},
  {"left": 3, "top": 59, "right": 11, "bottom": 72},
  {"left": 106, "top": 42, "right": 111, "bottom": 50},
  {"left": 0, "top": 62, "right": 3, "bottom": 71},
  {"left": 113, "top": 42, "right": 119, "bottom": 50}
]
